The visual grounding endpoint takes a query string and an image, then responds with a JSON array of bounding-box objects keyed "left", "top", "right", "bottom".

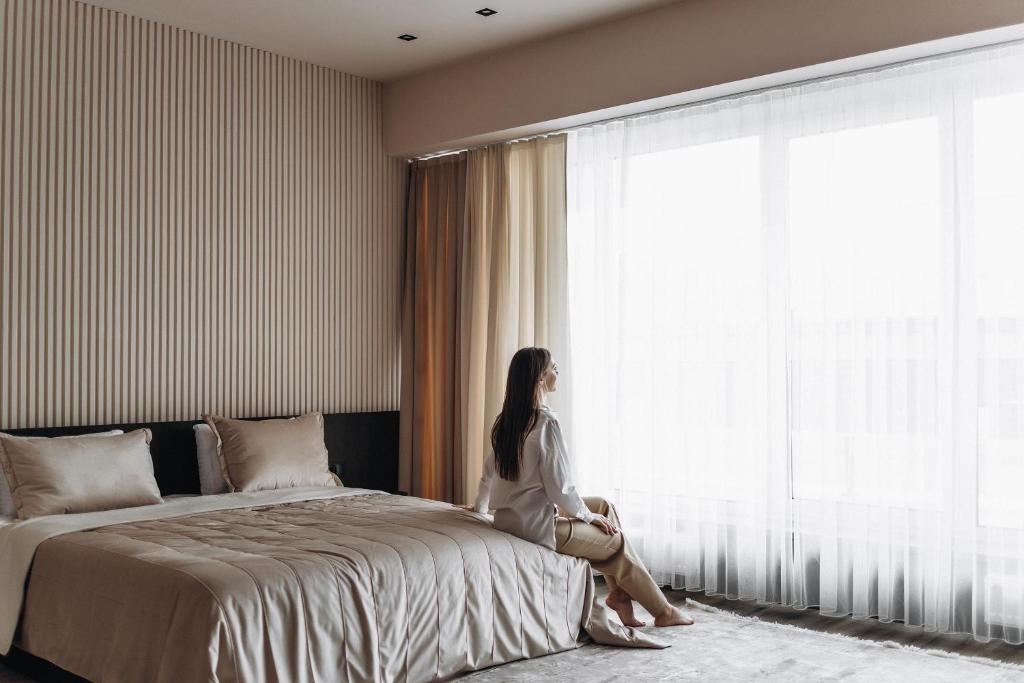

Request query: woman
[{"left": 467, "top": 347, "right": 693, "bottom": 628}]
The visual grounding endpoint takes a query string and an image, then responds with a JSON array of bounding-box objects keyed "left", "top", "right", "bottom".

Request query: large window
[
  {"left": 975, "top": 92, "right": 1024, "bottom": 529},
  {"left": 567, "top": 41, "right": 1024, "bottom": 641},
  {"left": 788, "top": 117, "right": 943, "bottom": 509},
  {"left": 571, "top": 137, "right": 764, "bottom": 500}
]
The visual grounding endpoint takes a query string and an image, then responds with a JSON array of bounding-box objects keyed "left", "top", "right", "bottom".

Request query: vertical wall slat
[{"left": 0, "top": 0, "right": 404, "bottom": 429}]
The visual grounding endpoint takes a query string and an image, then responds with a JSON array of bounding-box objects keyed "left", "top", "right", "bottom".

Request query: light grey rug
[{"left": 458, "top": 599, "right": 1024, "bottom": 682}]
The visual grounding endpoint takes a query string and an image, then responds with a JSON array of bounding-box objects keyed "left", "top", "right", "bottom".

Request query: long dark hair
[{"left": 491, "top": 347, "right": 551, "bottom": 481}]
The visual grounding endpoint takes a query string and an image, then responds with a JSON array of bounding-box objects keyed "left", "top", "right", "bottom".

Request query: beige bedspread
[{"left": 0, "top": 488, "right": 663, "bottom": 682}]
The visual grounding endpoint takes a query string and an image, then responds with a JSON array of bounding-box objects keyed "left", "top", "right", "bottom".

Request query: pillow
[
  {"left": 0, "top": 429, "right": 161, "bottom": 519},
  {"left": 193, "top": 423, "right": 229, "bottom": 495},
  {"left": 205, "top": 412, "right": 339, "bottom": 492},
  {"left": 0, "top": 429, "right": 124, "bottom": 517},
  {"left": 0, "top": 477, "right": 13, "bottom": 518}
]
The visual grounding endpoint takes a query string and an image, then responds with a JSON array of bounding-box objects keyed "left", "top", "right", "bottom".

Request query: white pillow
[
  {"left": 0, "top": 429, "right": 123, "bottom": 517},
  {"left": 193, "top": 423, "right": 229, "bottom": 495}
]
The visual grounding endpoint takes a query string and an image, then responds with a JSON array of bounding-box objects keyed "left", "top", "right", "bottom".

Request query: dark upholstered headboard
[{"left": 2, "top": 411, "right": 400, "bottom": 495}]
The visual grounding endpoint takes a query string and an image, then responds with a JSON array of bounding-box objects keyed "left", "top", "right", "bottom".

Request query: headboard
[{"left": 2, "top": 411, "right": 400, "bottom": 495}]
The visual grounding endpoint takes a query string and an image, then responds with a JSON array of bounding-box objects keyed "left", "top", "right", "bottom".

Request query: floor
[
  {"left": 459, "top": 589, "right": 1024, "bottom": 682},
  {"left": 672, "top": 590, "right": 1024, "bottom": 667},
  {"left": 2, "top": 586, "right": 1022, "bottom": 681}
]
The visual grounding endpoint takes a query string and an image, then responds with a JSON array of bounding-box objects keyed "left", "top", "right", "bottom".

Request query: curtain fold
[{"left": 400, "top": 136, "right": 568, "bottom": 503}]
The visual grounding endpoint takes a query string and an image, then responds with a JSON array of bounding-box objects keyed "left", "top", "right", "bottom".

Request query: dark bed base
[
  {"left": 2, "top": 410, "right": 400, "bottom": 496},
  {"left": 1, "top": 647, "right": 86, "bottom": 683}
]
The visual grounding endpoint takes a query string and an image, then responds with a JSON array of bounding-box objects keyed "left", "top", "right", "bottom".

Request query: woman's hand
[{"left": 589, "top": 514, "right": 618, "bottom": 535}]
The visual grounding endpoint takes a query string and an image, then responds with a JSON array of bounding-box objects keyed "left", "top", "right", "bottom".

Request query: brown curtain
[
  {"left": 400, "top": 153, "right": 468, "bottom": 501},
  {"left": 400, "top": 136, "right": 568, "bottom": 502}
]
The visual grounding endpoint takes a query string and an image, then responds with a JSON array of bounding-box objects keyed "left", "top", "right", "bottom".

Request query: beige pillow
[
  {"left": 205, "top": 412, "right": 339, "bottom": 492},
  {"left": 0, "top": 429, "right": 162, "bottom": 519},
  {"left": 0, "top": 429, "right": 124, "bottom": 517}
]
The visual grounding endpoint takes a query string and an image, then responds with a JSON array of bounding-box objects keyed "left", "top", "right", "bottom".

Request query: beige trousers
[{"left": 554, "top": 496, "right": 670, "bottom": 616}]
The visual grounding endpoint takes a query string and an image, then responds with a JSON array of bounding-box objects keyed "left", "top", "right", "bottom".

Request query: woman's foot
[
  {"left": 605, "top": 590, "right": 645, "bottom": 627},
  {"left": 654, "top": 604, "right": 695, "bottom": 627}
]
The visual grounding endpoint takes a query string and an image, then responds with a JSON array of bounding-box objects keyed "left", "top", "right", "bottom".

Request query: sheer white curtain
[{"left": 566, "top": 41, "right": 1024, "bottom": 642}]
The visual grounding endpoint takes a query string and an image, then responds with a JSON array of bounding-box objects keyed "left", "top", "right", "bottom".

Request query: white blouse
[{"left": 473, "top": 406, "right": 595, "bottom": 549}]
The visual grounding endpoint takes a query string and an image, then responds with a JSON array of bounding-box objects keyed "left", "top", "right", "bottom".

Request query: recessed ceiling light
[
  {"left": 397, "top": 34, "right": 418, "bottom": 41},
  {"left": 476, "top": 8, "right": 498, "bottom": 17}
]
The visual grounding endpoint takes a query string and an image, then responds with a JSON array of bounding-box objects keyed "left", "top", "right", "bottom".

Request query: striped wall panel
[{"left": 0, "top": 0, "right": 406, "bottom": 429}]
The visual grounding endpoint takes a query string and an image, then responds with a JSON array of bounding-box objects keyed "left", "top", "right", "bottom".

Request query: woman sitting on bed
[{"left": 466, "top": 346, "right": 694, "bottom": 628}]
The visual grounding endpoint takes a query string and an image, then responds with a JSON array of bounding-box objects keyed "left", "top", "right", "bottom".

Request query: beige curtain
[{"left": 400, "top": 136, "right": 569, "bottom": 502}]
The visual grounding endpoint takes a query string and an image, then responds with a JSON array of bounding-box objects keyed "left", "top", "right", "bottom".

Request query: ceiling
[{"left": 81, "top": 0, "right": 681, "bottom": 82}]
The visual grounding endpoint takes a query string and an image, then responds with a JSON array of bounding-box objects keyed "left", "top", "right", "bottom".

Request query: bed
[{"left": 0, "top": 413, "right": 660, "bottom": 682}]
